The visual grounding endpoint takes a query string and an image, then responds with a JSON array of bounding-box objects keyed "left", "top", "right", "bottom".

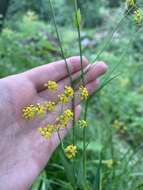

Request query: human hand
[{"left": 0, "top": 56, "right": 107, "bottom": 190}]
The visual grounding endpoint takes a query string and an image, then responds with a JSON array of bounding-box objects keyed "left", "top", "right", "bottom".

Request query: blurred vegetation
[{"left": 1, "top": 0, "right": 143, "bottom": 189}]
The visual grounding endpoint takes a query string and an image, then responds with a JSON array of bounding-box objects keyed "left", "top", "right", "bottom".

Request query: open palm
[{"left": 0, "top": 56, "right": 107, "bottom": 190}]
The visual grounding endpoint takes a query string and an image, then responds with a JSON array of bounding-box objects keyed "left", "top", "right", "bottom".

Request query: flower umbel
[
  {"left": 78, "top": 120, "right": 88, "bottom": 128},
  {"left": 58, "top": 93, "right": 69, "bottom": 104},
  {"left": 44, "top": 101, "right": 56, "bottom": 111},
  {"left": 44, "top": 80, "right": 58, "bottom": 91},
  {"left": 112, "top": 120, "right": 122, "bottom": 129},
  {"left": 134, "top": 9, "right": 143, "bottom": 25},
  {"left": 105, "top": 160, "right": 114, "bottom": 169},
  {"left": 57, "top": 109, "right": 73, "bottom": 126},
  {"left": 126, "top": 0, "right": 135, "bottom": 7},
  {"left": 38, "top": 124, "right": 55, "bottom": 139},
  {"left": 65, "top": 144, "right": 77, "bottom": 159},
  {"left": 79, "top": 85, "right": 89, "bottom": 100},
  {"left": 22, "top": 105, "right": 37, "bottom": 120},
  {"left": 35, "top": 104, "right": 46, "bottom": 117},
  {"left": 64, "top": 86, "right": 74, "bottom": 97}
]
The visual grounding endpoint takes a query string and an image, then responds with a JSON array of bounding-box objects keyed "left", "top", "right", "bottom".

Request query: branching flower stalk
[
  {"left": 48, "top": 0, "right": 77, "bottom": 145},
  {"left": 73, "top": 0, "right": 88, "bottom": 184}
]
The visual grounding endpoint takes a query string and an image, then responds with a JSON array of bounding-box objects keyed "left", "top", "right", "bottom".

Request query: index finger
[{"left": 24, "top": 56, "right": 89, "bottom": 91}]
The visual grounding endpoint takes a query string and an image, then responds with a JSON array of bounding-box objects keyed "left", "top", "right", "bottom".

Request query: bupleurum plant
[
  {"left": 22, "top": 80, "right": 88, "bottom": 161},
  {"left": 22, "top": 0, "right": 143, "bottom": 189}
]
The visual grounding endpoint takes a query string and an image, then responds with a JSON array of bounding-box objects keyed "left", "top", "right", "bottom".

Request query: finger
[
  {"left": 38, "top": 62, "right": 107, "bottom": 102},
  {"left": 24, "top": 56, "right": 88, "bottom": 91}
]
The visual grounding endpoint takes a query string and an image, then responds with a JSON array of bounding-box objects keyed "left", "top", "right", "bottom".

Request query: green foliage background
[{"left": 1, "top": 0, "right": 143, "bottom": 189}]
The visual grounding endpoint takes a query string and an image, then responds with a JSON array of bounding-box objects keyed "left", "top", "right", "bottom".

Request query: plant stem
[
  {"left": 48, "top": 0, "right": 76, "bottom": 145},
  {"left": 48, "top": 0, "right": 72, "bottom": 83},
  {"left": 73, "top": 0, "right": 87, "bottom": 184},
  {"left": 73, "top": 0, "right": 85, "bottom": 85}
]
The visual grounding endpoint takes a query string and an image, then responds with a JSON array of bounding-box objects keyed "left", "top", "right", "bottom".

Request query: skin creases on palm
[{"left": 0, "top": 56, "right": 107, "bottom": 190}]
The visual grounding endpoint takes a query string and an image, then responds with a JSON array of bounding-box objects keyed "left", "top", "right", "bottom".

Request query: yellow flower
[
  {"left": 26, "top": 11, "right": 38, "bottom": 21},
  {"left": 79, "top": 85, "right": 89, "bottom": 100},
  {"left": 126, "top": 0, "right": 135, "bottom": 7},
  {"left": 22, "top": 105, "right": 37, "bottom": 120},
  {"left": 57, "top": 109, "right": 73, "bottom": 126},
  {"left": 112, "top": 120, "right": 122, "bottom": 129},
  {"left": 64, "top": 86, "right": 74, "bottom": 97},
  {"left": 78, "top": 120, "right": 88, "bottom": 128},
  {"left": 44, "top": 80, "right": 58, "bottom": 91},
  {"left": 138, "top": 85, "right": 143, "bottom": 94},
  {"left": 119, "top": 78, "right": 129, "bottom": 88},
  {"left": 58, "top": 93, "right": 69, "bottom": 104},
  {"left": 38, "top": 124, "right": 55, "bottom": 139},
  {"left": 44, "top": 101, "right": 56, "bottom": 111},
  {"left": 134, "top": 9, "right": 143, "bottom": 25},
  {"left": 35, "top": 104, "right": 46, "bottom": 117},
  {"left": 65, "top": 144, "right": 77, "bottom": 159},
  {"left": 104, "top": 160, "right": 114, "bottom": 169}
]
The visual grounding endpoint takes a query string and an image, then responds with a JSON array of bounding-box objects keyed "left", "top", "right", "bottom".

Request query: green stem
[
  {"left": 73, "top": 0, "right": 87, "bottom": 184},
  {"left": 48, "top": 0, "right": 76, "bottom": 146},
  {"left": 48, "top": 0, "right": 72, "bottom": 83},
  {"left": 73, "top": 0, "right": 85, "bottom": 85},
  {"left": 92, "top": 6, "right": 134, "bottom": 63}
]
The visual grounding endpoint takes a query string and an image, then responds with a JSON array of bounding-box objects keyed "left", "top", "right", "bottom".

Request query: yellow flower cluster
[
  {"left": 112, "top": 120, "right": 123, "bottom": 130},
  {"left": 22, "top": 105, "right": 37, "bottom": 119},
  {"left": 59, "top": 94, "right": 69, "bottom": 104},
  {"left": 44, "top": 80, "right": 58, "bottom": 91},
  {"left": 103, "top": 160, "right": 114, "bottom": 169},
  {"left": 36, "top": 104, "right": 46, "bottom": 117},
  {"left": 65, "top": 144, "right": 77, "bottom": 159},
  {"left": 43, "top": 101, "right": 56, "bottom": 111},
  {"left": 79, "top": 85, "right": 89, "bottom": 100},
  {"left": 126, "top": 0, "right": 135, "bottom": 7},
  {"left": 38, "top": 124, "right": 55, "bottom": 139},
  {"left": 64, "top": 86, "right": 74, "bottom": 97},
  {"left": 59, "top": 86, "right": 74, "bottom": 104},
  {"left": 134, "top": 9, "right": 143, "bottom": 25},
  {"left": 22, "top": 101, "right": 56, "bottom": 120},
  {"left": 78, "top": 120, "right": 88, "bottom": 128},
  {"left": 22, "top": 79, "right": 89, "bottom": 144},
  {"left": 57, "top": 109, "right": 73, "bottom": 126}
]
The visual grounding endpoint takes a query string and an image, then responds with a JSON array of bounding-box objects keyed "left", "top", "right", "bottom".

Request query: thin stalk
[
  {"left": 71, "top": 7, "right": 134, "bottom": 88},
  {"left": 92, "top": 6, "right": 134, "bottom": 63},
  {"left": 73, "top": 0, "right": 87, "bottom": 183},
  {"left": 48, "top": 0, "right": 72, "bottom": 83},
  {"left": 48, "top": 0, "right": 76, "bottom": 146},
  {"left": 73, "top": 0, "right": 85, "bottom": 85}
]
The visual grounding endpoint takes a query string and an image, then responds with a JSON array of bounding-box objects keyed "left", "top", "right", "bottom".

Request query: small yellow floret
[
  {"left": 112, "top": 120, "right": 122, "bottom": 129},
  {"left": 58, "top": 93, "right": 69, "bottom": 104},
  {"left": 64, "top": 86, "right": 74, "bottom": 97},
  {"left": 44, "top": 101, "right": 56, "bottom": 111},
  {"left": 78, "top": 120, "right": 88, "bottom": 128},
  {"left": 79, "top": 85, "right": 89, "bottom": 100},
  {"left": 38, "top": 124, "right": 55, "bottom": 139},
  {"left": 44, "top": 80, "right": 58, "bottom": 91},
  {"left": 35, "top": 104, "right": 46, "bottom": 117},
  {"left": 22, "top": 105, "right": 37, "bottom": 120},
  {"left": 57, "top": 109, "right": 73, "bottom": 126},
  {"left": 104, "top": 160, "right": 114, "bottom": 169},
  {"left": 134, "top": 9, "right": 143, "bottom": 25},
  {"left": 126, "top": 0, "right": 135, "bottom": 7},
  {"left": 65, "top": 144, "right": 77, "bottom": 159}
]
